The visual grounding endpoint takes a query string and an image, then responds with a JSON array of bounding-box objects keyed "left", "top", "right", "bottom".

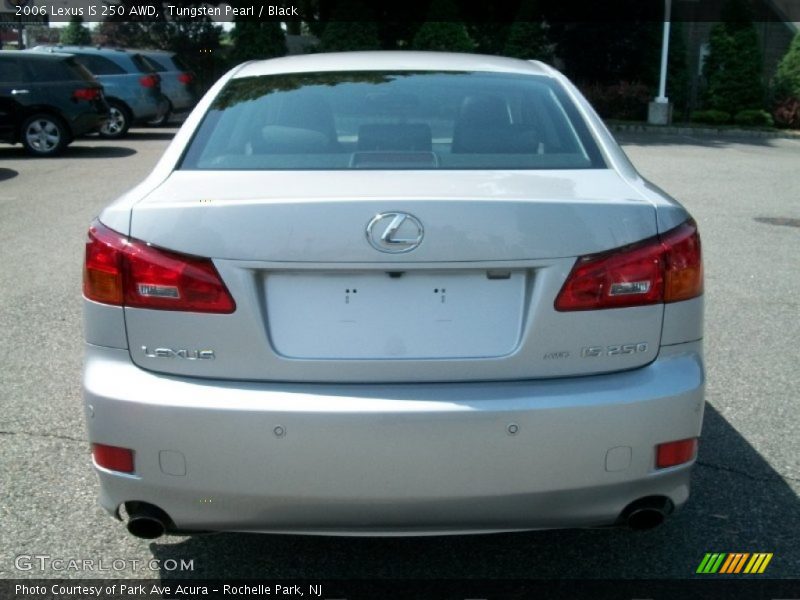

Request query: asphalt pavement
[{"left": 0, "top": 129, "right": 798, "bottom": 581}]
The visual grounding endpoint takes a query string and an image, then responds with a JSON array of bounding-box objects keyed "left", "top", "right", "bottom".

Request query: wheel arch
[{"left": 104, "top": 97, "right": 133, "bottom": 120}]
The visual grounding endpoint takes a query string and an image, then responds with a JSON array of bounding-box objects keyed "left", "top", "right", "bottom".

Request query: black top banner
[{"left": 2, "top": 0, "right": 800, "bottom": 23}]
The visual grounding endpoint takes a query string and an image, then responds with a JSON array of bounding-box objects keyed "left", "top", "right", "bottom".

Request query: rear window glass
[
  {"left": 131, "top": 54, "right": 156, "bottom": 73},
  {"left": 145, "top": 56, "right": 168, "bottom": 72},
  {"left": 74, "top": 54, "right": 125, "bottom": 75},
  {"left": 170, "top": 55, "right": 190, "bottom": 71},
  {"left": 180, "top": 71, "right": 606, "bottom": 171},
  {"left": 64, "top": 58, "right": 97, "bottom": 82},
  {"left": 25, "top": 58, "right": 84, "bottom": 82},
  {"left": 0, "top": 58, "right": 24, "bottom": 82}
]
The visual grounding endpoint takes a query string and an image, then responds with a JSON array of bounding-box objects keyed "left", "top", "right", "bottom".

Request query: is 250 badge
[{"left": 582, "top": 343, "right": 648, "bottom": 357}]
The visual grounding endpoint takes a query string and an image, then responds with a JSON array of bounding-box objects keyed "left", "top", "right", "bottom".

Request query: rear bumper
[
  {"left": 71, "top": 110, "right": 109, "bottom": 137},
  {"left": 128, "top": 94, "right": 169, "bottom": 122},
  {"left": 163, "top": 85, "right": 197, "bottom": 112},
  {"left": 82, "top": 341, "right": 704, "bottom": 534}
]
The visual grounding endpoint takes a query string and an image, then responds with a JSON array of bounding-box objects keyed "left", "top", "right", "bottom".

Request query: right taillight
[
  {"left": 72, "top": 87, "right": 101, "bottom": 102},
  {"left": 661, "top": 220, "right": 704, "bottom": 302},
  {"left": 139, "top": 74, "right": 159, "bottom": 88},
  {"left": 555, "top": 219, "right": 702, "bottom": 311},
  {"left": 83, "top": 220, "right": 235, "bottom": 314}
]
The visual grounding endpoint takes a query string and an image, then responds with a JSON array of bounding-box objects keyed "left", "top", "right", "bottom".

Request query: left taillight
[
  {"left": 555, "top": 219, "right": 703, "bottom": 311},
  {"left": 72, "top": 87, "right": 101, "bottom": 101},
  {"left": 83, "top": 219, "right": 235, "bottom": 313},
  {"left": 139, "top": 74, "right": 159, "bottom": 88}
]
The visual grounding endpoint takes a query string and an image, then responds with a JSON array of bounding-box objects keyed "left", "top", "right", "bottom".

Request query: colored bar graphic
[
  {"left": 723, "top": 553, "right": 746, "bottom": 574},
  {"left": 719, "top": 554, "right": 736, "bottom": 574},
  {"left": 697, "top": 553, "right": 728, "bottom": 574},
  {"left": 744, "top": 554, "right": 759, "bottom": 573},
  {"left": 726, "top": 553, "right": 747, "bottom": 573},
  {"left": 743, "top": 553, "right": 774, "bottom": 574},
  {"left": 758, "top": 553, "right": 773, "bottom": 573},
  {"left": 733, "top": 553, "right": 750, "bottom": 573},
  {"left": 711, "top": 553, "right": 726, "bottom": 573},
  {"left": 699, "top": 552, "right": 775, "bottom": 575},
  {"left": 696, "top": 553, "right": 714, "bottom": 573}
]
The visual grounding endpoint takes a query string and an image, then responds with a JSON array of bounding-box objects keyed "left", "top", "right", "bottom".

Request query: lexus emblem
[{"left": 366, "top": 212, "right": 424, "bottom": 253}]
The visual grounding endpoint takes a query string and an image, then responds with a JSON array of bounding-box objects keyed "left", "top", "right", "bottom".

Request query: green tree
[
  {"left": 146, "top": 20, "right": 222, "bottom": 55},
  {"left": 550, "top": 22, "right": 661, "bottom": 84},
  {"left": 96, "top": 19, "right": 221, "bottom": 56},
  {"left": 413, "top": 22, "right": 474, "bottom": 52},
  {"left": 459, "top": 2, "right": 513, "bottom": 55},
  {"left": 60, "top": 16, "right": 92, "bottom": 46},
  {"left": 230, "top": 21, "right": 287, "bottom": 64},
  {"left": 468, "top": 23, "right": 510, "bottom": 55},
  {"left": 773, "top": 32, "right": 800, "bottom": 100},
  {"left": 503, "top": 1, "right": 550, "bottom": 61},
  {"left": 95, "top": 21, "right": 148, "bottom": 48},
  {"left": 703, "top": 0, "right": 765, "bottom": 114},
  {"left": 320, "top": 0, "right": 380, "bottom": 51},
  {"left": 412, "top": 0, "right": 474, "bottom": 52},
  {"left": 504, "top": 21, "right": 550, "bottom": 61}
]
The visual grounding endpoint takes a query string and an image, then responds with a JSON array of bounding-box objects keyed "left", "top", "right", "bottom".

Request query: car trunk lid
[{"left": 120, "top": 169, "right": 664, "bottom": 382}]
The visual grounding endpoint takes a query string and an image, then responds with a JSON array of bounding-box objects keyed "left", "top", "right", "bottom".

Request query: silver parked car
[
  {"left": 82, "top": 52, "right": 704, "bottom": 539},
  {"left": 137, "top": 50, "right": 198, "bottom": 126}
]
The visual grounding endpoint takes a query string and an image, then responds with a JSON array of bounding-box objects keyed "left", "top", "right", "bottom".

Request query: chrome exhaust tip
[
  {"left": 621, "top": 496, "right": 673, "bottom": 531},
  {"left": 125, "top": 502, "right": 170, "bottom": 539}
]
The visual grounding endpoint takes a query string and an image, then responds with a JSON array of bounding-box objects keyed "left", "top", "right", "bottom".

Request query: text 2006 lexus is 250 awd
[{"left": 82, "top": 52, "right": 704, "bottom": 539}]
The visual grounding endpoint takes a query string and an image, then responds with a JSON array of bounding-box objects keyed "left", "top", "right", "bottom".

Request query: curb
[{"left": 608, "top": 123, "right": 800, "bottom": 140}]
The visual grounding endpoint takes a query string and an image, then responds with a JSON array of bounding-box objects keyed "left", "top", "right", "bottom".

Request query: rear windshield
[
  {"left": 144, "top": 56, "right": 169, "bottom": 72},
  {"left": 171, "top": 55, "right": 190, "bottom": 71},
  {"left": 0, "top": 57, "right": 25, "bottom": 82},
  {"left": 180, "top": 71, "right": 606, "bottom": 171},
  {"left": 131, "top": 53, "right": 157, "bottom": 73},
  {"left": 73, "top": 54, "right": 125, "bottom": 75},
  {"left": 65, "top": 58, "right": 97, "bottom": 82},
  {"left": 22, "top": 57, "right": 93, "bottom": 82},
  {"left": 147, "top": 54, "right": 187, "bottom": 72}
]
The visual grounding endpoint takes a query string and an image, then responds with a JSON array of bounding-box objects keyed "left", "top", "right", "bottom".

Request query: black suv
[{"left": 0, "top": 51, "right": 109, "bottom": 156}]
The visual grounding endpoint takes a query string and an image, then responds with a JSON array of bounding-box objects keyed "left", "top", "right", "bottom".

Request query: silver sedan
[{"left": 82, "top": 51, "right": 704, "bottom": 538}]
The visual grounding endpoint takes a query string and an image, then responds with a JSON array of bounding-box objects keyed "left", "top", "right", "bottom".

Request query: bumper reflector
[
  {"left": 92, "top": 443, "right": 135, "bottom": 473},
  {"left": 656, "top": 438, "right": 698, "bottom": 469}
]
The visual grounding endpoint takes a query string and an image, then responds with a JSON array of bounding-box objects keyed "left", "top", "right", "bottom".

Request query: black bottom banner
[{"left": 4, "top": 579, "right": 800, "bottom": 600}]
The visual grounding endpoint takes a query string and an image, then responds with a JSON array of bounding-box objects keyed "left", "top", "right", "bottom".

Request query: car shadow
[
  {"left": 0, "top": 168, "right": 18, "bottom": 181},
  {"left": 65, "top": 145, "right": 138, "bottom": 158},
  {"left": 0, "top": 145, "right": 136, "bottom": 159},
  {"left": 149, "top": 404, "right": 799, "bottom": 580},
  {"left": 123, "top": 130, "right": 178, "bottom": 141}
]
